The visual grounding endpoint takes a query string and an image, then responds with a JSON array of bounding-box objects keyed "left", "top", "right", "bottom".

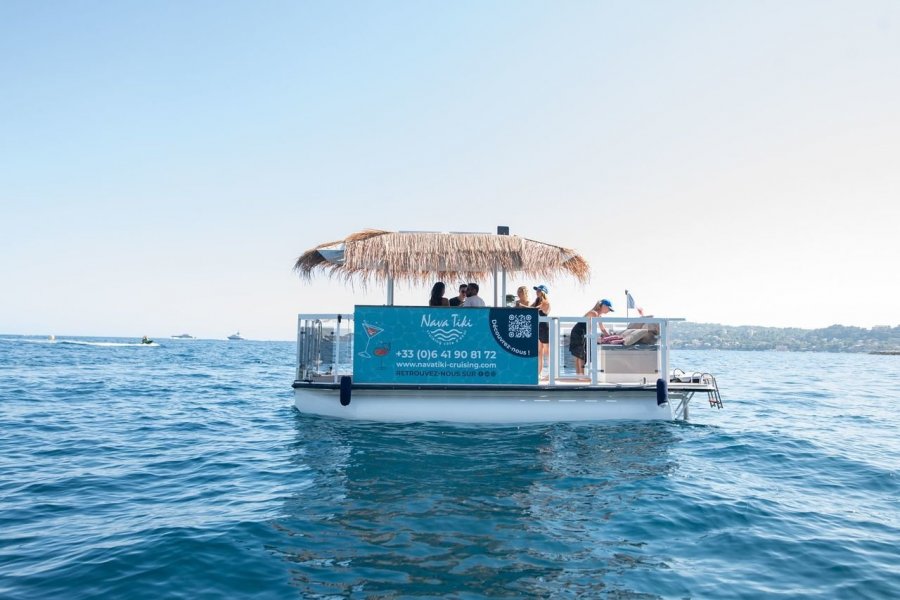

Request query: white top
[{"left": 462, "top": 295, "right": 485, "bottom": 307}]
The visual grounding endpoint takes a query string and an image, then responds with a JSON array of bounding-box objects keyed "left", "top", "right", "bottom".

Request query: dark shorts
[
  {"left": 569, "top": 322, "right": 587, "bottom": 361},
  {"left": 538, "top": 322, "right": 549, "bottom": 344}
]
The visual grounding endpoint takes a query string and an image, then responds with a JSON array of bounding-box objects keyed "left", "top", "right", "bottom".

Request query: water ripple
[{"left": 0, "top": 340, "right": 898, "bottom": 598}]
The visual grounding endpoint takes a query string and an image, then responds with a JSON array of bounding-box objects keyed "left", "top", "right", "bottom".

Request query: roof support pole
[
  {"left": 492, "top": 268, "right": 498, "bottom": 307},
  {"left": 386, "top": 277, "right": 394, "bottom": 306},
  {"left": 497, "top": 225, "right": 509, "bottom": 308}
]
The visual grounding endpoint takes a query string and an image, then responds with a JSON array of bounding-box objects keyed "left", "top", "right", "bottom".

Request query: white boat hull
[{"left": 293, "top": 383, "right": 676, "bottom": 423}]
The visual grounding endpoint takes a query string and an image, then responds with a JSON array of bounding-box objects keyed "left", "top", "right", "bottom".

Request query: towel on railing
[{"left": 600, "top": 335, "right": 625, "bottom": 345}]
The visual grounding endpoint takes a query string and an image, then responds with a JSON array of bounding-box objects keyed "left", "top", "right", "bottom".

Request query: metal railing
[
  {"left": 296, "top": 312, "right": 681, "bottom": 387},
  {"left": 296, "top": 314, "right": 354, "bottom": 382},
  {"left": 542, "top": 316, "right": 678, "bottom": 386}
]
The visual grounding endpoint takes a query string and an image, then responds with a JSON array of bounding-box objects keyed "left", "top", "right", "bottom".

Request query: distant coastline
[
  {"left": 1, "top": 321, "right": 897, "bottom": 353},
  {"left": 670, "top": 322, "right": 899, "bottom": 353}
]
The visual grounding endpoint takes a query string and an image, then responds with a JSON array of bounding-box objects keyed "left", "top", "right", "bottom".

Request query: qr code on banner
[{"left": 508, "top": 313, "right": 533, "bottom": 338}]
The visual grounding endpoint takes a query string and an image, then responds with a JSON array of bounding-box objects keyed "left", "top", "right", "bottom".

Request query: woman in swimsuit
[
  {"left": 569, "top": 299, "right": 614, "bottom": 375},
  {"left": 532, "top": 285, "right": 551, "bottom": 377},
  {"left": 428, "top": 282, "right": 450, "bottom": 306}
]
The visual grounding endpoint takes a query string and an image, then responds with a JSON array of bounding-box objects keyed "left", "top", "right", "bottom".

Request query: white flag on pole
[{"left": 626, "top": 291, "right": 636, "bottom": 310}]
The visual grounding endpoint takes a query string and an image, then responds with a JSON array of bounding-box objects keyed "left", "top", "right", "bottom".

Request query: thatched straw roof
[{"left": 294, "top": 229, "right": 590, "bottom": 286}]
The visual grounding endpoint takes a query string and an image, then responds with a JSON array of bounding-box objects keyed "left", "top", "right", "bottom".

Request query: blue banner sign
[{"left": 353, "top": 306, "right": 538, "bottom": 385}]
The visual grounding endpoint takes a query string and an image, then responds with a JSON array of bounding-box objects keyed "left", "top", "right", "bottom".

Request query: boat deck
[
  {"left": 294, "top": 312, "right": 724, "bottom": 420},
  {"left": 301, "top": 373, "right": 714, "bottom": 390}
]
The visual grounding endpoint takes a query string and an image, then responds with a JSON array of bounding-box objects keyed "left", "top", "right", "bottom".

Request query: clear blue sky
[{"left": 1, "top": 1, "right": 897, "bottom": 340}]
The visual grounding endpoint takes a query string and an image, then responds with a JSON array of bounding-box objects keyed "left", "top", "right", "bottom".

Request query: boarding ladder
[{"left": 671, "top": 368, "right": 724, "bottom": 409}]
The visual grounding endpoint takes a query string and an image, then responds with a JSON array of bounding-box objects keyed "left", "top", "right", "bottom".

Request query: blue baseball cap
[
  {"left": 533, "top": 284, "right": 549, "bottom": 294},
  {"left": 599, "top": 298, "right": 614, "bottom": 311}
]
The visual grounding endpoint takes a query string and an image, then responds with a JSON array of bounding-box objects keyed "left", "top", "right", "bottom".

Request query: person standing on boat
[
  {"left": 462, "top": 283, "right": 485, "bottom": 307},
  {"left": 514, "top": 285, "right": 531, "bottom": 308},
  {"left": 449, "top": 284, "right": 467, "bottom": 307},
  {"left": 428, "top": 282, "right": 450, "bottom": 306},
  {"left": 569, "top": 299, "right": 614, "bottom": 375},
  {"left": 532, "top": 285, "right": 551, "bottom": 376}
]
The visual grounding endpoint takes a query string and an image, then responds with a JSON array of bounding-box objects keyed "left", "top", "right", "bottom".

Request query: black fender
[
  {"left": 339, "top": 376, "right": 352, "bottom": 406},
  {"left": 656, "top": 378, "right": 668, "bottom": 406}
]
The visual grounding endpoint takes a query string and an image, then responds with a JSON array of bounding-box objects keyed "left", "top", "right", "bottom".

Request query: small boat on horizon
[
  {"left": 171, "top": 333, "right": 195, "bottom": 339},
  {"left": 228, "top": 332, "right": 245, "bottom": 341}
]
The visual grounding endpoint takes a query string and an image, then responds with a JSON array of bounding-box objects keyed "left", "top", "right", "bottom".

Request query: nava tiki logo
[{"left": 420, "top": 312, "right": 473, "bottom": 346}]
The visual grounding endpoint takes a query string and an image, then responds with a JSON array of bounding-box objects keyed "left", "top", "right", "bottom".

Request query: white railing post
[
  {"left": 589, "top": 317, "right": 599, "bottom": 386},
  {"left": 548, "top": 317, "right": 557, "bottom": 385},
  {"left": 334, "top": 315, "right": 342, "bottom": 383},
  {"left": 294, "top": 315, "right": 303, "bottom": 380},
  {"left": 660, "top": 319, "right": 669, "bottom": 383}
]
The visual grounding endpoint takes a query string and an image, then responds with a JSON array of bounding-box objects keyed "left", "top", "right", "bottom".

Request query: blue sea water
[{"left": 0, "top": 336, "right": 898, "bottom": 599}]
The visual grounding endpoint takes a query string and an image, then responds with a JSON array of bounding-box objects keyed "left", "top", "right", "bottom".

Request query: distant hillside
[
  {"left": 669, "top": 322, "right": 899, "bottom": 353},
  {"left": 302, "top": 322, "right": 899, "bottom": 361}
]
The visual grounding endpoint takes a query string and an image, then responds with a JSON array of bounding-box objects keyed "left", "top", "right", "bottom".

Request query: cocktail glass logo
[
  {"left": 359, "top": 322, "right": 384, "bottom": 358},
  {"left": 421, "top": 312, "right": 473, "bottom": 346}
]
